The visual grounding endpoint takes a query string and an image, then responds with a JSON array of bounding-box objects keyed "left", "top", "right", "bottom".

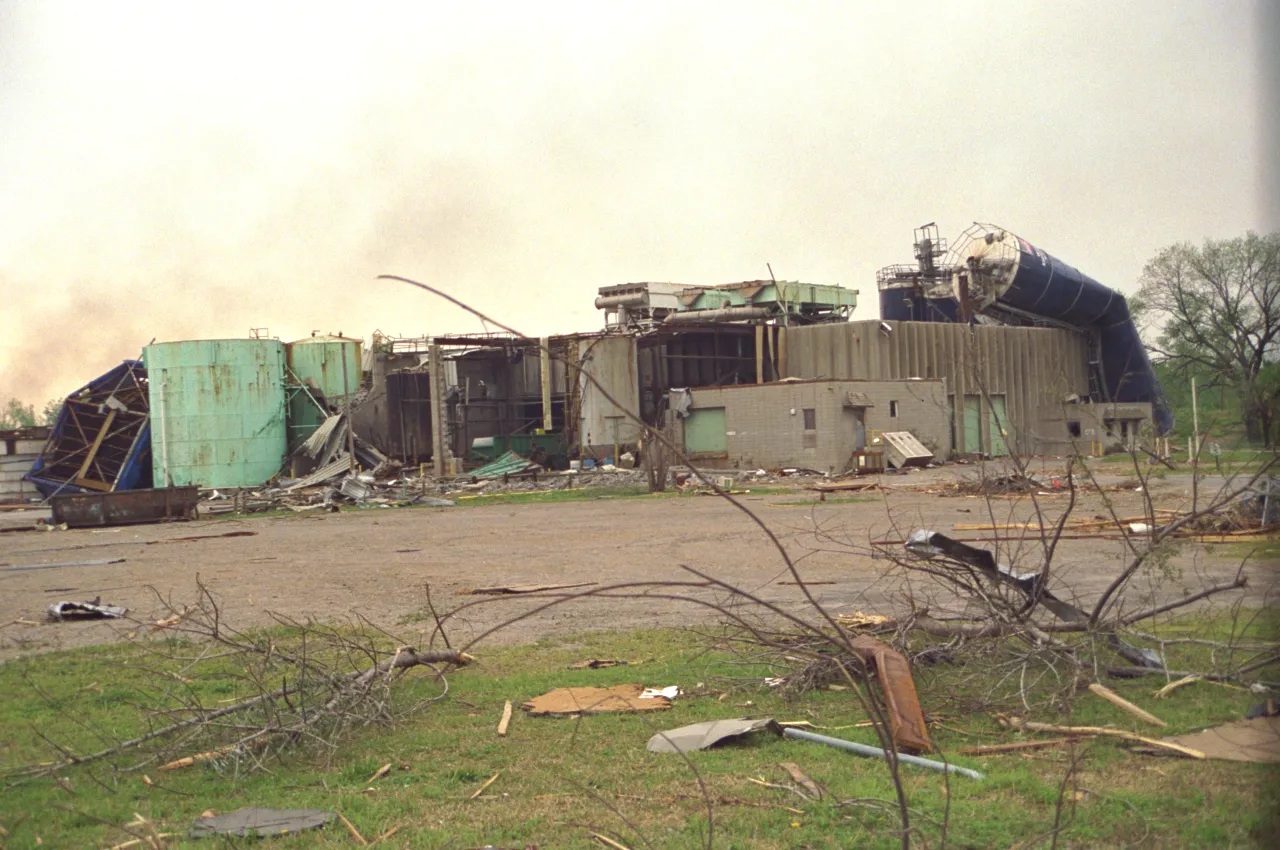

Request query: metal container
[
  {"left": 285, "top": 335, "right": 362, "bottom": 450},
  {"left": 878, "top": 288, "right": 960, "bottom": 323},
  {"left": 146, "top": 340, "right": 288, "bottom": 488},
  {"left": 51, "top": 486, "right": 199, "bottom": 527}
]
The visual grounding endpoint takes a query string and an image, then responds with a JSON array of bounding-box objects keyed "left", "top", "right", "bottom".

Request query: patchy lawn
[{"left": 1, "top": 619, "right": 1276, "bottom": 848}]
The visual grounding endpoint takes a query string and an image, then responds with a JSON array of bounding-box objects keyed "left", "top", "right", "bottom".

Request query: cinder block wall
[{"left": 675, "top": 379, "right": 948, "bottom": 472}]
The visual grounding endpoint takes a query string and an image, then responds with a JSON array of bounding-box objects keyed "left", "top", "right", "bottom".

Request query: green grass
[
  {"left": 1093, "top": 448, "right": 1277, "bottom": 476},
  {"left": 1, "top": 621, "right": 1276, "bottom": 848}
]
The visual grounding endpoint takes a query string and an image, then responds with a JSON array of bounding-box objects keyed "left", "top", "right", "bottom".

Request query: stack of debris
[{"left": 284, "top": 414, "right": 386, "bottom": 489}]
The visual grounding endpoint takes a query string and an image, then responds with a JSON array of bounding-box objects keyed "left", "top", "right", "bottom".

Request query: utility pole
[{"left": 1191, "top": 376, "right": 1201, "bottom": 461}]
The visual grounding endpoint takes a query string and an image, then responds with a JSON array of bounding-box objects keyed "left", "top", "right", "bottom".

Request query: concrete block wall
[
  {"left": 1035, "top": 401, "right": 1155, "bottom": 455},
  {"left": 675, "top": 379, "right": 948, "bottom": 472},
  {"left": 1, "top": 429, "right": 49, "bottom": 503}
]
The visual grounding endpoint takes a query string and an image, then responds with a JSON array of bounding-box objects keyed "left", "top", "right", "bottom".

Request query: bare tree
[{"left": 1136, "top": 232, "right": 1280, "bottom": 444}]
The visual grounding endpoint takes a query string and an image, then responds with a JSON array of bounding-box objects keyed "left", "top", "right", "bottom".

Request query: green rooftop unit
[
  {"left": 666, "top": 280, "right": 857, "bottom": 324},
  {"left": 146, "top": 339, "right": 288, "bottom": 489}
]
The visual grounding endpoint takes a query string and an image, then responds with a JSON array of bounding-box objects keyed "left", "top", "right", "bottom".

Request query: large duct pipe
[
  {"left": 593, "top": 293, "right": 649, "bottom": 310},
  {"left": 664, "top": 306, "right": 773, "bottom": 323}
]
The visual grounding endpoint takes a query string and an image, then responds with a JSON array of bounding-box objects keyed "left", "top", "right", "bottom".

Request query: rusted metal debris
[
  {"left": 846, "top": 634, "right": 934, "bottom": 754},
  {"left": 51, "top": 486, "right": 200, "bottom": 528}
]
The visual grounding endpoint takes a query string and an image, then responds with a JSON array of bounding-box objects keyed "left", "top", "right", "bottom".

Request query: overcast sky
[{"left": 0, "top": 0, "right": 1272, "bottom": 405}]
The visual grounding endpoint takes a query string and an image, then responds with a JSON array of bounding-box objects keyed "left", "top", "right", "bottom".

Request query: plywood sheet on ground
[{"left": 522, "top": 684, "right": 672, "bottom": 715}]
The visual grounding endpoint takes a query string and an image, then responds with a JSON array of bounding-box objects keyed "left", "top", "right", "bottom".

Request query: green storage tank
[
  {"left": 285, "top": 335, "right": 363, "bottom": 450},
  {"left": 146, "top": 339, "right": 288, "bottom": 489}
]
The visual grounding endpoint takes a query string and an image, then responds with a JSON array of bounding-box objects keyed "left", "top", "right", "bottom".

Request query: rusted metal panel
[
  {"left": 147, "top": 340, "right": 287, "bottom": 489},
  {"left": 51, "top": 486, "right": 199, "bottom": 527}
]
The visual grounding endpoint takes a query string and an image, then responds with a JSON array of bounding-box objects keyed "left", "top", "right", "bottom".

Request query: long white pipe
[
  {"left": 783, "top": 728, "right": 983, "bottom": 780},
  {"left": 664, "top": 305, "right": 773, "bottom": 323}
]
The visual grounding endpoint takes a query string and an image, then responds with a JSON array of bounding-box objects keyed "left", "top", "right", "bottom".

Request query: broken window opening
[
  {"left": 1068, "top": 420, "right": 1081, "bottom": 438},
  {"left": 889, "top": 400, "right": 899, "bottom": 418},
  {"left": 802, "top": 408, "right": 816, "bottom": 430}
]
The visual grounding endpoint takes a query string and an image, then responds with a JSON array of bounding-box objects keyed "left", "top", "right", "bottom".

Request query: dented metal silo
[
  {"left": 145, "top": 339, "right": 288, "bottom": 488},
  {"left": 285, "top": 335, "right": 362, "bottom": 450}
]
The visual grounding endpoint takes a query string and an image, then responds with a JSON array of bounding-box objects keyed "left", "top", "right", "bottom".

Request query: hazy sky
[{"left": 0, "top": 0, "right": 1272, "bottom": 405}]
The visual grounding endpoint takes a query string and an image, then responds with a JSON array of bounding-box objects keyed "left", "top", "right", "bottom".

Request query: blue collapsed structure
[{"left": 877, "top": 223, "right": 1173, "bottom": 434}]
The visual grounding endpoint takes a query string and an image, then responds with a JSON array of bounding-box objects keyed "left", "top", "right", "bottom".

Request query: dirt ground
[{"left": 2, "top": 464, "right": 1275, "bottom": 660}]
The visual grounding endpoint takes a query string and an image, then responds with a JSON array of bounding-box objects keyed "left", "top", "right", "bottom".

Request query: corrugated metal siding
[{"left": 781, "top": 321, "right": 1090, "bottom": 454}]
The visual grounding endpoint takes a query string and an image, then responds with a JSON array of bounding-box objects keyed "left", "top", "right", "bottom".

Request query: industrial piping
[
  {"left": 663, "top": 305, "right": 774, "bottom": 323},
  {"left": 783, "top": 728, "right": 984, "bottom": 780}
]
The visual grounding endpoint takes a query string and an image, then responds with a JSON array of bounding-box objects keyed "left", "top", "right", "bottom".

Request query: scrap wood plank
[
  {"left": 462, "top": 582, "right": 597, "bottom": 596},
  {"left": 497, "top": 700, "right": 513, "bottom": 736},
  {"left": 1088, "top": 683, "right": 1166, "bottom": 727},
  {"left": 958, "top": 738, "right": 1087, "bottom": 756},
  {"left": 811, "top": 480, "right": 879, "bottom": 493},
  {"left": 468, "top": 771, "right": 501, "bottom": 800},
  {"left": 778, "top": 762, "right": 823, "bottom": 799},
  {"left": 1010, "top": 720, "right": 1204, "bottom": 759}
]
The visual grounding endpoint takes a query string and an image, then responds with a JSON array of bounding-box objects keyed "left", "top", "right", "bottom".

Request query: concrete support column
[
  {"left": 755, "top": 324, "right": 765, "bottom": 384},
  {"left": 540, "top": 337, "right": 553, "bottom": 431},
  {"left": 429, "top": 340, "right": 448, "bottom": 476}
]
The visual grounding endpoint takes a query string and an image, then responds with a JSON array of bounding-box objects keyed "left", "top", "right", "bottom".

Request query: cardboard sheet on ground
[
  {"left": 190, "top": 807, "right": 334, "bottom": 838},
  {"left": 1158, "top": 716, "right": 1280, "bottom": 763},
  {"left": 523, "top": 684, "right": 673, "bottom": 715},
  {"left": 647, "top": 718, "right": 782, "bottom": 753}
]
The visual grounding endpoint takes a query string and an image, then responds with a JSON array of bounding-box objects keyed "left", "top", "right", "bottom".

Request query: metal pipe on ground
[{"left": 782, "top": 728, "right": 984, "bottom": 780}]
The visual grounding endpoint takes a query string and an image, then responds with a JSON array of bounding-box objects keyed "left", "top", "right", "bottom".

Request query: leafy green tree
[
  {"left": 1137, "top": 232, "right": 1280, "bottom": 446},
  {"left": 0, "top": 398, "right": 38, "bottom": 429},
  {"left": 41, "top": 398, "right": 64, "bottom": 425}
]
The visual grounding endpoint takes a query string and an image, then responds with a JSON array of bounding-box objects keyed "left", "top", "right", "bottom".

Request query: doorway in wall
[
  {"left": 988, "top": 394, "right": 1008, "bottom": 456},
  {"left": 963, "top": 395, "right": 982, "bottom": 453}
]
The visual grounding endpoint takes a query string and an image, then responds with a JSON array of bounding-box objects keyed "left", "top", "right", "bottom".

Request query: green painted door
[
  {"left": 683, "top": 407, "right": 727, "bottom": 454},
  {"left": 963, "top": 395, "right": 982, "bottom": 453},
  {"left": 988, "top": 395, "right": 1008, "bottom": 456}
]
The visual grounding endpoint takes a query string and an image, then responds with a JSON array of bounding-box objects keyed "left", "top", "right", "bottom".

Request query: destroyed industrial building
[{"left": 6, "top": 221, "right": 1176, "bottom": 503}]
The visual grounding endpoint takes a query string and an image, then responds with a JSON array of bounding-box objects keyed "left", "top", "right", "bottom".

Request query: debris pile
[{"left": 950, "top": 473, "right": 1043, "bottom": 496}]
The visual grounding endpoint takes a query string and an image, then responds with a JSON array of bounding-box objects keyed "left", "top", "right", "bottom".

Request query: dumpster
[{"left": 51, "top": 486, "right": 200, "bottom": 528}]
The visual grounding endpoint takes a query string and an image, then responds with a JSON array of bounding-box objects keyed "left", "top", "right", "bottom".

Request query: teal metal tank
[
  {"left": 285, "top": 335, "right": 363, "bottom": 450},
  {"left": 145, "top": 339, "right": 288, "bottom": 488}
]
